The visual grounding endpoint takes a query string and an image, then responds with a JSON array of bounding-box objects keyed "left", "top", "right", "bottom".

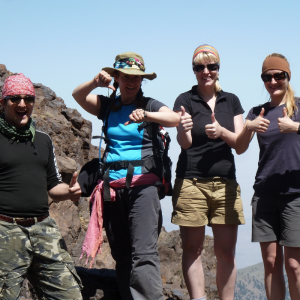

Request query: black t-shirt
[
  {"left": 0, "top": 130, "right": 62, "bottom": 217},
  {"left": 173, "top": 86, "right": 244, "bottom": 179},
  {"left": 246, "top": 99, "right": 300, "bottom": 195}
]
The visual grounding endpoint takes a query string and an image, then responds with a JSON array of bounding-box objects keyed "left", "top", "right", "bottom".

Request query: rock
[
  {"left": 163, "top": 288, "right": 189, "bottom": 300},
  {"left": 49, "top": 200, "right": 82, "bottom": 254},
  {"left": 20, "top": 279, "right": 38, "bottom": 300},
  {"left": 0, "top": 64, "right": 7, "bottom": 77},
  {"left": 56, "top": 156, "right": 77, "bottom": 183},
  {"left": 61, "top": 108, "right": 81, "bottom": 120}
]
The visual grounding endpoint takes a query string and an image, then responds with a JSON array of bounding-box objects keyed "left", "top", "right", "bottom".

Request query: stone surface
[{"left": 0, "top": 65, "right": 219, "bottom": 300}]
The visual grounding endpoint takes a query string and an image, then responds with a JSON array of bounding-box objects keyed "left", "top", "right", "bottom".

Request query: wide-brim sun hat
[{"left": 102, "top": 52, "right": 157, "bottom": 80}]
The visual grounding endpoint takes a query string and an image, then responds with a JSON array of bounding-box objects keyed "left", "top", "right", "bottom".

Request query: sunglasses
[
  {"left": 261, "top": 71, "right": 288, "bottom": 83},
  {"left": 193, "top": 63, "right": 219, "bottom": 72},
  {"left": 5, "top": 95, "right": 35, "bottom": 104}
]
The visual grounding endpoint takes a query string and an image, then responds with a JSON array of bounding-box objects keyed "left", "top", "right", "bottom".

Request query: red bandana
[{"left": 2, "top": 73, "right": 35, "bottom": 99}]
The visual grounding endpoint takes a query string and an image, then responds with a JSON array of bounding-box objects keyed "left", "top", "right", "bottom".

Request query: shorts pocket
[
  {"left": 172, "top": 179, "right": 194, "bottom": 208},
  {"left": 251, "top": 195, "right": 259, "bottom": 217},
  {"left": 0, "top": 222, "right": 19, "bottom": 262},
  {"left": 61, "top": 253, "right": 83, "bottom": 290}
]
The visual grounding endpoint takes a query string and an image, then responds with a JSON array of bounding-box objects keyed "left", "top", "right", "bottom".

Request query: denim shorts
[
  {"left": 171, "top": 177, "right": 245, "bottom": 227},
  {"left": 252, "top": 193, "right": 300, "bottom": 247}
]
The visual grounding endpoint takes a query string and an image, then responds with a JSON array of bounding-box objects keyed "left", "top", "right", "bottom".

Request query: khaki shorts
[{"left": 171, "top": 177, "right": 245, "bottom": 227}]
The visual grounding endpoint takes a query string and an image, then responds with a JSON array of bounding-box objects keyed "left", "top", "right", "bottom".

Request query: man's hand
[
  {"left": 278, "top": 107, "right": 299, "bottom": 133},
  {"left": 205, "top": 113, "right": 222, "bottom": 139},
  {"left": 69, "top": 172, "right": 81, "bottom": 202}
]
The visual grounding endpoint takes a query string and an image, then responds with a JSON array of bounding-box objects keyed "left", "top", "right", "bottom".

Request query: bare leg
[
  {"left": 260, "top": 242, "right": 285, "bottom": 300},
  {"left": 211, "top": 224, "right": 237, "bottom": 300},
  {"left": 180, "top": 226, "right": 206, "bottom": 299},
  {"left": 284, "top": 246, "right": 300, "bottom": 299}
]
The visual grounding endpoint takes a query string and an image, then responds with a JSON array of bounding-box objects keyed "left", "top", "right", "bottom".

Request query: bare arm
[
  {"left": 204, "top": 113, "right": 244, "bottom": 149},
  {"left": 48, "top": 172, "right": 81, "bottom": 202},
  {"left": 235, "top": 108, "right": 270, "bottom": 155},
  {"left": 146, "top": 106, "right": 180, "bottom": 127},
  {"left": 72, "top": 71, "right": 116, "bottom": 116},
  {"left": 222, "top": 114, "right": 244, "bottom": 149},
  {"left": 176, "top": 106, "right": 193, "bottom": 150},
  {"left": 235, "top": 120, "right": 255, "bottom": 155},
  {"left": 124, "top": 106, "right": 180, "bottom": 127}
]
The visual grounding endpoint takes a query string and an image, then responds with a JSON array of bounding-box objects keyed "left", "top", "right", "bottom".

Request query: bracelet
[{"left": 297, "top": 123, "right": 300, "bottom": 135}]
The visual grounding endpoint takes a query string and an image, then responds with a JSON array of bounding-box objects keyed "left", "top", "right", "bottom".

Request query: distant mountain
[{"left": 235, "top": 262, "right": 291, "bottom": 300}]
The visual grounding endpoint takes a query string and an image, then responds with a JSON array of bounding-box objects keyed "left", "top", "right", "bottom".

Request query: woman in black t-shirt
[
  {"left": 171, "top": 45, "right": 245, "bottom": 300},
  {"left": 236, "top": 54, "right": 300, "bottom": 300}
]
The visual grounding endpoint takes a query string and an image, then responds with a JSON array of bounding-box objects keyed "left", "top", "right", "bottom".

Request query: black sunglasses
[
  {"left": 261, "top": 71, "right": 288, "bottom": 83},
  {"left": 193, "top": 63, "right": 219, "bottom": 72},
  {"left": 5, "top": 95, "right": 35, "bottom": 104}
]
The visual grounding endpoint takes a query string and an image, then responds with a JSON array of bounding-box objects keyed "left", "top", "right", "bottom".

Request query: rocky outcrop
[
  {"left": 0, "top": 65, "right": 219, "bottom": 300},
  {"left": 158, "top": 230, "right": 218, "bottom": 299}
]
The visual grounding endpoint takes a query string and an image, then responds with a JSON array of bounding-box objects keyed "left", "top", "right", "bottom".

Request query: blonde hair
[
  {"left": 193, "top": 52, "right": 221, "bottom": 92},
  {"left": 265, "top": 53, "right": 296, "bottom": 117}
]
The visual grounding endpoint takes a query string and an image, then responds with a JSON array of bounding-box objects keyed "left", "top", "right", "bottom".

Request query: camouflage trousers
[{"left": 0, "top": 216, "right": 83, "bottom": 300}]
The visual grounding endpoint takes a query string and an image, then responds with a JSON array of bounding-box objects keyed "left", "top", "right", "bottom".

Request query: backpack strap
[
  {"left": 100, "top": 98, "right": 164, "bottom": 201},
  {"left": 102, "top": 160, "right": 147, "bottom": 201},
  {"left": 101, "top": 105, "right": 111, "bottom": 146}
]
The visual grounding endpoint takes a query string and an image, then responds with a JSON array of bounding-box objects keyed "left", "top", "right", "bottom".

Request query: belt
[
  {"left": 102, "top": 160, "right": 146, "bottom": 202},
  {"left": 0, "top": 214, "right": 49, "bottom": 227}
]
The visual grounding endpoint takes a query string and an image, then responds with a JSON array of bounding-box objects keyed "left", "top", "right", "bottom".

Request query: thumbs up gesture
[
  {"left": 205, "top": 113, "right": 222, "bottom": 139},
  {"left": 247, "top": 107, "right": 270, "bottom": 133},
  {"left": 178, "top": 106, "right": 193, "bottom": 132},
  {"left": 68, "top": 172, "right": 82, "bottom": 202},
  {"left": 278, "top": 107, "right": 299, "bottom": 133}
]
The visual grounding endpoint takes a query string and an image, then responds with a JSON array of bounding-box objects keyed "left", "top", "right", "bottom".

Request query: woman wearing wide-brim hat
[{"left": 73, "top": 51, "right": 179, "bottom": 300}]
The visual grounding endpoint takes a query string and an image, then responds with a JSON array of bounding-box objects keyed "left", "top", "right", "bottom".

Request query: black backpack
[{"left": 78, "top": 98, "right": 173, "bottom": 201}]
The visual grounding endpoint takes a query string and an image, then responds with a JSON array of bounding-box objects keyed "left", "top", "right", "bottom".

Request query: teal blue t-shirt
[{"left": 98, "top": 96, "right": 165, "bottom": 181}]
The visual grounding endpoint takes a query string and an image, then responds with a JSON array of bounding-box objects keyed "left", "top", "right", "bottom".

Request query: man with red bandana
[{"left": 0, "top": 73, "right": 83, "bottom": 299}]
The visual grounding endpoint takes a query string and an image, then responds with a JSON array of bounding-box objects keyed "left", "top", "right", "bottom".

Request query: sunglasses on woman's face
[
  {"left": 261, "top": 71, "right": 287, "bottom": 83},
  {"left": 193, "top": 63, "right": 219, "bottom": 72},
  {"left": 5, "top": 95, "right": 35, "bottom": 104}
]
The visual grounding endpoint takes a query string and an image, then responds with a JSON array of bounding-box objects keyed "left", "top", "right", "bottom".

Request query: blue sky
[{"left": 2, "top": 0, "right": 300, "bottom": 269}]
